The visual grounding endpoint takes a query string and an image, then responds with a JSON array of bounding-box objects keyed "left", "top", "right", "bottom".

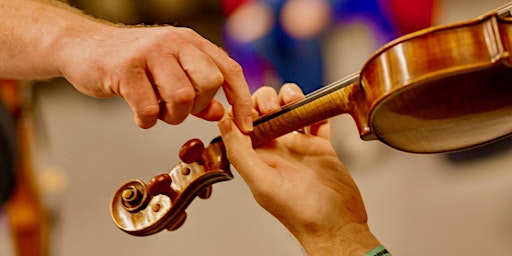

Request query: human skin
[
  {"left": 219, "top": 83, "right": 382, "bottom": 255},
  {"left": 0, "top": 0, "right": 253, "bottom": 131}
]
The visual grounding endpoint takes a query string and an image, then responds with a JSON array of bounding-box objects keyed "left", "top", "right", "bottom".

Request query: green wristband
[{"left": 365, "top": 245, "right": 391, "bottom": 256}]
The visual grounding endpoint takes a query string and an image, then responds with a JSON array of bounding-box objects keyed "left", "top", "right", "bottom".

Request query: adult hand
[
  {"left": 59, "top": 25, "right": 253, "bottom": 130},
  {"left": 0, "top": 0, "right": 253, "bottom": 131},
  {"left": 218, "top": 83, "right": 381, "bottom": 255}
]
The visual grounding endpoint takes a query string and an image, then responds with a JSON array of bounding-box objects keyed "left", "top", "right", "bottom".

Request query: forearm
[{"left": 0, "top": 0, "right": 110, "bottom": 79}]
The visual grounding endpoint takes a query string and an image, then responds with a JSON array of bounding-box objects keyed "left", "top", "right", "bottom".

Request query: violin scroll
[{"left": 110, "top": 137, "right": 232, "bottom": 236}]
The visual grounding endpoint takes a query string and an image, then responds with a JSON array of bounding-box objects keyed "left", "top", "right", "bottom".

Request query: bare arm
[
  {"left": 0, "top": 0, "right": 91, "bottom": 79},
  {"left": 0, "top": 0, "right": 253, "bottom": 131}
]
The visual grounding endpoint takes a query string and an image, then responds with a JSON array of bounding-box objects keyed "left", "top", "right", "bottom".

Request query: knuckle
[
  {"left": 252, "top": 86, "right": 277, "bottom": 99},
  {"left": 207, "top": 70, "right": 224, "bottom": 89},
  {"left": 173, "top": 86, "right": 196, "bottom": 105},
  {"left": 260, "top": 85, "right": 278, "bottom": 94},
  {"left": 163, "top": 116, "right": 183, "bottom": 125},
  {"left": 162, "top": 109, "right": 188, "bottom": 125},
  {"left": 177, "top": 27, "right": 195, "bottom": 35},
  {"left": 223, "top": 58, "right": 244, "bottom": 75},
  {"left": 173, "top": 27, "right": 199, "bottom": 42},
  {"left": 137, "top": 104, "right": 160, "bottom": 118}
]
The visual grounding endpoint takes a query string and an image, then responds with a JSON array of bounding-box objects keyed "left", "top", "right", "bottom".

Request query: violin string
[{"left": 253, "top": 72, "right": 360, "bottom": 126}]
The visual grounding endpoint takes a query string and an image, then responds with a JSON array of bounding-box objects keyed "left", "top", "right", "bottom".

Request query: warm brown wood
[
  {"left": 146, "top": 174, "right": 174, "bottom": 198},
  {"left": 111, "top": 3, "right": 512, "bottom": 236},
  {"left": 250, "top": 73, "right": 369, "bottom": 147},
  {"left": 110, "top": 137, "right": 231, "bottom": 236},
  {"left": 251, "top": 5, "right": 512, "bottom": 153},
  {"left": 179, "top": 138, "right": 205, "bottom": 164},
  {"left": 361, "top": 10, "right": 512, "bottom": 152}
]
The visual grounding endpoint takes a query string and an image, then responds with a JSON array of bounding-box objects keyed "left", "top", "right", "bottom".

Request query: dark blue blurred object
[{"left": 222, "top": 0, "right": 399, "bottom": 94}]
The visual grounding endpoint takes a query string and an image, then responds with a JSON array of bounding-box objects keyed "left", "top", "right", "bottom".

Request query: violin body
[
  {"left": 359, "top": 9, "right": 512, "bottom": 152},
  {"left": 111, "top": 3, "right": 512, "bottom": 235},
  {"left": 250, "top": 7, "right": 512, "bottom": 153}
]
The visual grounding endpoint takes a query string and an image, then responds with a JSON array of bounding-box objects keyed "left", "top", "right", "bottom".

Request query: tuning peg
[
  {"left": 198, "top": 185, "right": 212, "bottom": 199},
  {"left": 146, "top": 173, "right": 177, "bottom": 201},
  {"left": 179, "top": 138, "right": 205, "bottom": 164}
]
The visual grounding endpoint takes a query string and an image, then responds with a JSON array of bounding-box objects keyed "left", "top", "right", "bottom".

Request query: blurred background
[{"left": 2, "top": 0, "right": 512, "bottom": 255}]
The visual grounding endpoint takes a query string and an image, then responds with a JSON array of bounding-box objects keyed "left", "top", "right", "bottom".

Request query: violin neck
[
  {"left": 495, "top": 2, "right": 512, "bottom": 18},
  {"left": 249, "top": 73, "right": 363, "bottom": 147}
]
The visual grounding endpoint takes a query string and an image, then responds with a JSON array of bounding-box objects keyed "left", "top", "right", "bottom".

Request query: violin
[{"left": 111, "top": 3, "right": 512, "bottom": 236}]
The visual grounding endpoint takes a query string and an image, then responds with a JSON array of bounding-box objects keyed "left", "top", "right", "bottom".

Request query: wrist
[
  {"left": 365, "top": 245, "right": 391, "bottom": 256},
  {"left": 49, "top": 8, "right": 115, "bottom": 79},
  {"left": 297, "top": 222, "right": 381, "bottom": 256}
]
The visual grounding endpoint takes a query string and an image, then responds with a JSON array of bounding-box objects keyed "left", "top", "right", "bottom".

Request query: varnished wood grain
[
  {"left": 111, "top": 4, "right": 512, "bottom": 236},
  {"left": 251, "top": 9, "right": 512, "bottom": 153}
]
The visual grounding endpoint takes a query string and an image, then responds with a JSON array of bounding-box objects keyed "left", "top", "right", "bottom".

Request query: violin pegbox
[{"left": 110, "top": 137, "right": 232, "bottom": 236}]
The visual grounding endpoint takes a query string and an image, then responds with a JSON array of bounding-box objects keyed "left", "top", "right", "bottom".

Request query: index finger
[
  {"left": 186, "top": 30, "right": 253, "bottom": 133},
  {"left": 219, "top": 58, "right": 254, "bottom": 133}
]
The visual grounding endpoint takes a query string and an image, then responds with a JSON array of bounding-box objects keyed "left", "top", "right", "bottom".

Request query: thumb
[{"left": 218, "top": 117, "right": 266, "bottom": 186}]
